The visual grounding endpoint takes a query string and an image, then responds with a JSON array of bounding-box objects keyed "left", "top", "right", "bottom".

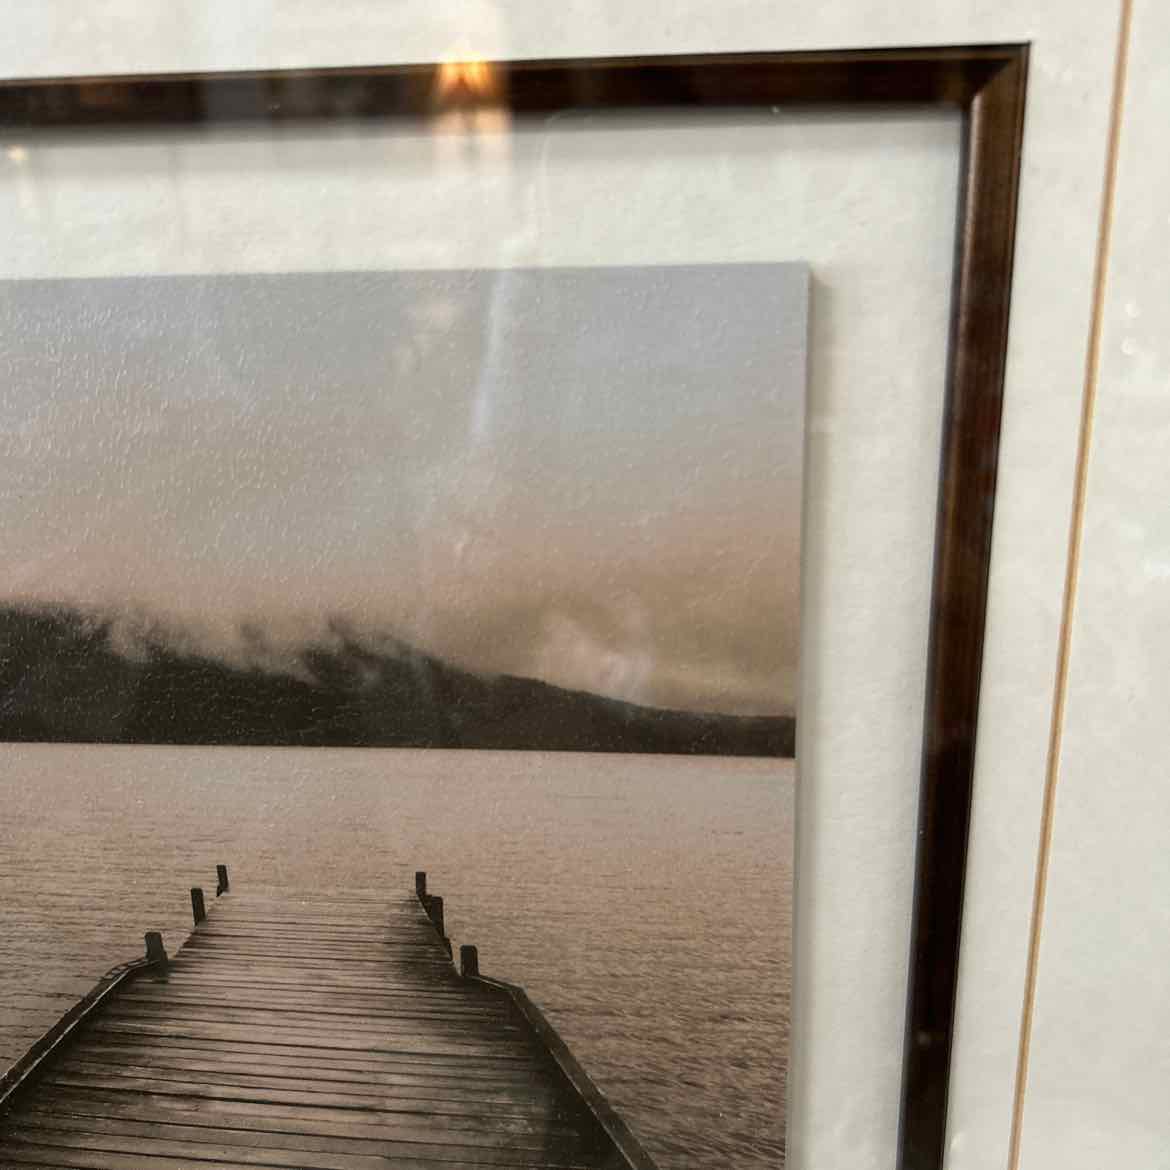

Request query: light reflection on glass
[
  {"left": 433, "top": 60, "right": 500, "bottom": 105},
  {"left": 429, "top": 60, "right": 511, "bottom": 162}
]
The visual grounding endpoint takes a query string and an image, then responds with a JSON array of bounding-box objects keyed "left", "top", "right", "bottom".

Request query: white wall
[
  {"left": 3, "top": 3, "right": 1162, "bottom": 1169},
  {"left": 1016, "top": 1, "right": 1170, "bottom": 1167}
]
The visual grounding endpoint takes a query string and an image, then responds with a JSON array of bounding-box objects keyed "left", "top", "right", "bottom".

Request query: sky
[{"left": 0, "top": 264, "right": 807, "bottom": 716}]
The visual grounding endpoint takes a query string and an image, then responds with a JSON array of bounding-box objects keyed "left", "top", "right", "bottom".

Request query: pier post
[
  {"left": 460, "top": 944, "right": 479, "bottom": 978},
  {"left": 190, "top": 887, "right": 206, "bottom": 925},
  {"left": 144, "top": 932, "right": 168, "bottom": 964},
  {"left": 429, "top": 895, "right": 445, "bottom": 937},
  {"left": 216, "top": 865, "right": 230, "bottom": 896},
  {"left": 415, "top": 871, "right": 427, "bottom": 898}
]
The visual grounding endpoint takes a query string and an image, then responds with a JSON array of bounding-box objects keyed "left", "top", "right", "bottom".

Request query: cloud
[{"left": 0, "top": 265, "right": 805, "bottom": 716}]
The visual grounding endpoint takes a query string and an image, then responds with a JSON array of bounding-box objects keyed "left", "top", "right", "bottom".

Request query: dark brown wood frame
[{"left": 0, "top": 44, "right": 1029, "bottom": 1170}]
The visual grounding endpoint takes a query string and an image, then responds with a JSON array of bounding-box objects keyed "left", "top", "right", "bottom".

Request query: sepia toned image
[{"left": 1, "top": 263, "right": 807, "bottom": 1168}]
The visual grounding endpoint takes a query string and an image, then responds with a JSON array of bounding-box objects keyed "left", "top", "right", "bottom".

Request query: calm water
[{"left": 0, "top": 746, "right": 791, "bottom": 1168}]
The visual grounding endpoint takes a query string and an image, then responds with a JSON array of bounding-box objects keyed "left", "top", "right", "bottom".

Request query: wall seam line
[{"left": 1004, "top": 2, "right": 1135, "bottom": 1167}]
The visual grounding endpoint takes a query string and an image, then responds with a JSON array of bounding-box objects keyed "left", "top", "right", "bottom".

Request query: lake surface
[{"left": 0, "top": 746, "right": 792, "bottom": 1168}]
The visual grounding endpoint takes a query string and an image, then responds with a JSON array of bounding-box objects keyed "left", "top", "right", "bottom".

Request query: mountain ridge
[{"left": 0, "top": 604, "right": 794, "bottom": 757}]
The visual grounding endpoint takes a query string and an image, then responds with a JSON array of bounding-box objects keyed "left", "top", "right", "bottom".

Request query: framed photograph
[{"left": 0, "top": 46, "right": 1027, "bottom": 1170}]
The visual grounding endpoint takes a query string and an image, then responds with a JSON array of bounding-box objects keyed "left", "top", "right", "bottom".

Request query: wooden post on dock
[
  {"left": 415, "top": 871, "right": 427, "bottom": 898},
  {"left": 429, "top": 895, "right": 445, "bottom": 937},
  {"left": 460, "top": 944, "right": 479, "bottom": 977},
  {"left": 190, "top": 888, "right": 206, "bottom": 925},
  {"left": 216, "top": 865, "right": 230, "bottom": 896},
  {"left": 143, "top": 931, "right": 168, "bottom": 964}
]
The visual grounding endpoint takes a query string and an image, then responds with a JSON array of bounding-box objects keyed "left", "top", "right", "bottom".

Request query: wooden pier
[{"left": 0, "top": 869, "right": 657, "bottom": 1170}]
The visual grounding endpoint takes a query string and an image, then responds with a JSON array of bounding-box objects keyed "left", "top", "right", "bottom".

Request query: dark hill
[{"left": 0, "top": 606, "right": 793, "bottom": 757}]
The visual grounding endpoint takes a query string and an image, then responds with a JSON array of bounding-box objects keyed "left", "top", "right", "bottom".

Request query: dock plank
[
  {"left": 20, "top": 1087, "right": 577, "bottom": 1140},
  {"left": 0, "top": 1138, "right": 598, "bottom": 1170},
  {"left": 39, "top": 1070, "right": 568, "bottom": 1119},
  {"left": 0, "top": 1126, "right": 598, "bottom": 1170},
  {"left": 72, "top": 1037, "right": 543, "bottom": 1074},
  {"left": 0, "top": 888, "right": 622, "bottom": 1169},
  {"left": 10, "top": 1114, "right": 595, "bottom": 1165},
  {"left": 52, "top": 1059, "right": 564, "bottom": 1101},
  {"left": 81, "top": 1029, "right": 542, "bottom": 1068},
  {"left": 53, "top": 1050, "right": 549, "bottom": 1089}
]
